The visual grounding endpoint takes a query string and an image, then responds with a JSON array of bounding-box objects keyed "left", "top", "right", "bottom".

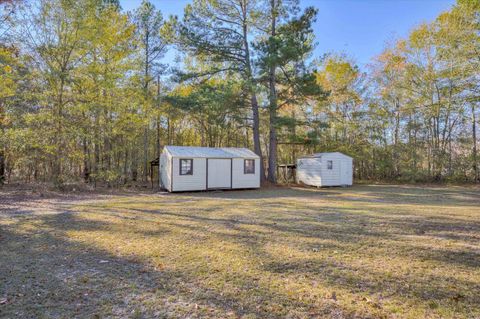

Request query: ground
[{"left": 0, "top": 185, "right": 479, "bottom": 319}]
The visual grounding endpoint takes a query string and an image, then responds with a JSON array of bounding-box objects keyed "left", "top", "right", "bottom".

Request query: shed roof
[
  {"left": 299, "top": 152, "right": 352, "bottom": 159},
  {"left": 165, "top": 146, "right": 259, "bottom": 158}
]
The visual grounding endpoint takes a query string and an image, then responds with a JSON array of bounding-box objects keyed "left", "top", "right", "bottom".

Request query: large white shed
[
  {"left": 296, "top": 152, "right": 353, "bottom": 187},
  {"left": 160, "top": 146, "right": 260, "bottom": 192}
]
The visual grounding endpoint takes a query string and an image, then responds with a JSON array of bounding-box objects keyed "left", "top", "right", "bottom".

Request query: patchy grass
[{"left": 1, "top": 185, "right": 479, "bottom": 318}]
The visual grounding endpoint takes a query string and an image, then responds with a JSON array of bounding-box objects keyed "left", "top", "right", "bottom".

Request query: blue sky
[{"left": 121, "top": 0, "right": 455, "bottom": 68}]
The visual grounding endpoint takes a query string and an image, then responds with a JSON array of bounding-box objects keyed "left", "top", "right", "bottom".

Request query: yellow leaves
[
  {"left": 0, "top": 44, "right": 20, "bottom": 99},
  {"left": 3, "top": 65, "right": 12, "bottom": 74},
  {"left": 0, "top": 70, "right": 16, "bottom": 99},
  {"left": 173, "top": 84, "right": 194, "bottom": 97},
  {"left": 409, "top": 23, "right": 436, "bottom": 50},
  {"left": 320, "top": 56, "right": 359, "bottom": 91},
  {"left": 376, "top": 47, "right": 406, "bottom": 75},
  {"left": 315, "top": 55, "right": 362, "bottom": 108}
]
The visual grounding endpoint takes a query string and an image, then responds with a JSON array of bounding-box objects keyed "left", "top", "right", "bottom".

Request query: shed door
[
  {"left": 340, "top": 159, "right": 352, "bottom": 185},
  {"left": 207, "top": 159, "right": 231, "bottom": 189}
]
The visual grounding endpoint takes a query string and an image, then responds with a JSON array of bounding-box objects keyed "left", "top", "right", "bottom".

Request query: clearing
[{"left": 1, "top": 185, "right": 479, "bottom": 318}]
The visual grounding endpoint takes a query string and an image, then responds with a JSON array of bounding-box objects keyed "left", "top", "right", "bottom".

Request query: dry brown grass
[{"left": 1, "top": 184, "right": 479, "bottom": 318}]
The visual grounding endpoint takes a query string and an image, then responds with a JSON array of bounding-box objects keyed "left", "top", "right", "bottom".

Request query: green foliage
[
  {"left": 1, "top": 0, "right": 479, "bottom": 185},
  {"left": 165, "top": 79, "right": 247, "bottom": 147}
]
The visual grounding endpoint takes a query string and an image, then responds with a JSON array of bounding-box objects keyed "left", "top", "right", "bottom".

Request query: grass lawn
[{"left": 1, "top": 185, "right": 479, "bottom": 318}]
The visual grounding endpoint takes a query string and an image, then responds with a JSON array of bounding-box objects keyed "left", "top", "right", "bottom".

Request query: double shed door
[{"left": 207, "top": 158, "right": 232, "bottom": 189}]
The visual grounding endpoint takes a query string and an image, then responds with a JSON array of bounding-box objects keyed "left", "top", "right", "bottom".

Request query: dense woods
[{"left": 0, "top": 0, "right": 479, "bottom": 186}]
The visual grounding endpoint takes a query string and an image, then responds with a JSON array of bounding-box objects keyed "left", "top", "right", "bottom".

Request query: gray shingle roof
[{"left": 165, "top": 146, "right": 259, "bottom": 158}]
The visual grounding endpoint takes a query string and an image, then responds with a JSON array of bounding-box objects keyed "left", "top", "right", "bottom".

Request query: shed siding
[
  {"left": 160, "top": 150, "right": 172, "bottom": 191},
  {"left": 340, "top": 157, "right": 353, "bottom": 185},
  {"left": 232, "top": 158, "right": 260, "bottom": 189},
  {"left": 159, "top": 146, "right": 260, "bottom": 192},
  {"left": 318, "top": 154, "right": 342, "bottom": 186},
  {"left": 296, "top": 158, "right": 322, "bottom": 186},
  {"left": 171, "top": 157, "right": 207, "bottom": 191},
  {"left": 297, "top": 153, "right": 352, "bottom": 187},
  {"left": 207, "top": 158, "right": 232, "bottom": 189}
]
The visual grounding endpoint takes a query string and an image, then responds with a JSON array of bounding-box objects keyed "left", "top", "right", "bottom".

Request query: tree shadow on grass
[
  {"left": 1, "top": 213, "right": 173, "bottom": 318},
  {"left": 150, "top": 206, "right": 480, "bottom": 315},
  {"left": 106, "top": 207, "right": 480, "bottom": 312},
  {"left": 182, "top": 184, "right": 480, "bottom": 207},
  {"left": 0, "top": 210, "right": 350, "bottom": 318},
  {"left": 2, "top": 190, "right": 479, "bottom": 318}
]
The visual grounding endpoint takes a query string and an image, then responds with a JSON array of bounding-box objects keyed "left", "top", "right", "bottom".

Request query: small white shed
[
  {"left": 160, "top": 146, "right": 260, "bottom": 192},
  {"left": 296, "top": 152, "right": 353, "bottom": 187}
]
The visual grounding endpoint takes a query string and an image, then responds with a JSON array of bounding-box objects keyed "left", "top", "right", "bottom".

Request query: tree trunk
[
  {"left": 83, "top": 137, "right": 89, "bottom": 183},
  {"left": 0, "top": 102, "right": 5, "bottom": 185},
  {"left": 94, "top": 112, "right": 100, "bottom": 187},
  {"left": 143, "top": 125, "right": 148, "bottom": 181},
  {"left": 156, "top": 75, "right": 162, "bottom": 158},
  {"left": 167, "top": 117, "right": 171, "bottom": 145},
  {"left": 123, "top": 146, "right": 128, "bottom": 184},
  {"left": 291, "top": 109, "right": 297, "bottom": 163},
  {"left": 0, "top": 150, "right": 4, "bottom": 185},
  {"left": 251, "top": 92, "right": 265, "bottom": 181},
  {"left": 393, "top": 99, "right": 400, "bottom": 177},
  {"left": 240, "top": 0, "right": 266, "bottom": 182},
  {"left": 143, "top": 28, "right": 150, "bottom": 182},
  {"left": 53, "top": 76, "right": 66, "bottom": 186},
  {"left": 267, "top": 0, "right": 278, "bottom": 183},
  {"left": 131, "top": 139, "right": 138, "bottom": 182},
  {"left": 103, "top": 105, "right": 111, "bottom": 184},
  {"left": 473, "top": 103, "right": 478, "bottom": 182}
]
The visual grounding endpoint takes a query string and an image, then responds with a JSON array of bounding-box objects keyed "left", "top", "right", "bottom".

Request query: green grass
[{"left": 1, "top": 185, "right": 479, "bottom": 318}]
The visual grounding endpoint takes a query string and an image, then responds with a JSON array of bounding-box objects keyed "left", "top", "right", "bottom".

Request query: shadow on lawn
[
  {"left": 1, "top": 213, "right": 169, "bottom": 318},
  {"left": 148, "top": 207, "right": 480, "bottom": 314},
  {"left": 0, "top": 211, "right": 345, "bottom": 318},
  {"left": 131, "top": 203, "right": 479, "bottom": 315},
  {"left": 125, "top": 204, "right": 480, "bottom": 269},
  {"left": 2, "top": 190, "right": 480, "bottom": 318},
  {"left": 182, "top": 184, "right": 480, "bottom": 207},
  {"left": 94, "top": 193, "right": 479, "bottom": 291}
]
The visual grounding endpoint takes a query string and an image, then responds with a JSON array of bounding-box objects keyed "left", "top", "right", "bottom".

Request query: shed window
[
  {"left": 179, "top": 159, "right": 193, "bottom": 175},
  {"left": 244, "top": 159, "right": 255, "bottom": 174},
  {"left": 327, "top": 160, "right": 333, "bottom": 170}
]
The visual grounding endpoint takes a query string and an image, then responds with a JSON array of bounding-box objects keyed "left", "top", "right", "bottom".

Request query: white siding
[
  {"left": 207, "top": 159, "right": 231, "bottom": 189},
  {"left": 232, "top": 158, "right": 260, "bottom": 189},
  {"left": 296, "top": 153, "right": 353, "bottom": 187},
  {"left": 159, "top": 146, "right": 261, "bottom": 192},
  {"left": 171, "top": 157, "right": 207, "bottom": 191},
  {"left": 296, "top": 158, "right": 322, "bottom": 186},
  {"left": 340, "top": 157, "right": 353, "bottom": 185},
  {"left": 318, "top": 154, "right": 342, "bottom": 186},
  {"left": 160, "top": 150, "right": 172, "bottom": 191}
]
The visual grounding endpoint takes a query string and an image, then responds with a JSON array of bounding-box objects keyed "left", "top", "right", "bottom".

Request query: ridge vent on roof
[{"left": 164, "top": 145, "right": 259, "bottom": 158}]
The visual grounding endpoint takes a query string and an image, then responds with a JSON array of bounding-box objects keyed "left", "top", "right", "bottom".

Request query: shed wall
[
  {"left": 340, "top": 157, "right": 353, "bottom": 185},
  {"left": 160, "top": 148, "right": 261, "bottom": 192},
  {"left": 232, "top": 158, "right": 260, "bottom": 189},
  {"left": 317, "top": 153, "right": 342, "bottom": 186},
  {"left": 207, "top": 158, "right": 232, "bottom": 189},
  {"left": 296, "top": 158, "right": 322, "bottom": 186},
  {"left": 160, "top": 151, "right": 172, "bottom": 191},
  {"left": 297, "top": 153, "right": 352, "bottom": 187},
  {"left": 171, "top": 157, "right": 207, "bottom": 191}
]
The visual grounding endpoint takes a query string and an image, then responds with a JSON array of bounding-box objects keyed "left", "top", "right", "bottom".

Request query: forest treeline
[{"left": 0, "top": 0, "right": 479, "bottom": 186}]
